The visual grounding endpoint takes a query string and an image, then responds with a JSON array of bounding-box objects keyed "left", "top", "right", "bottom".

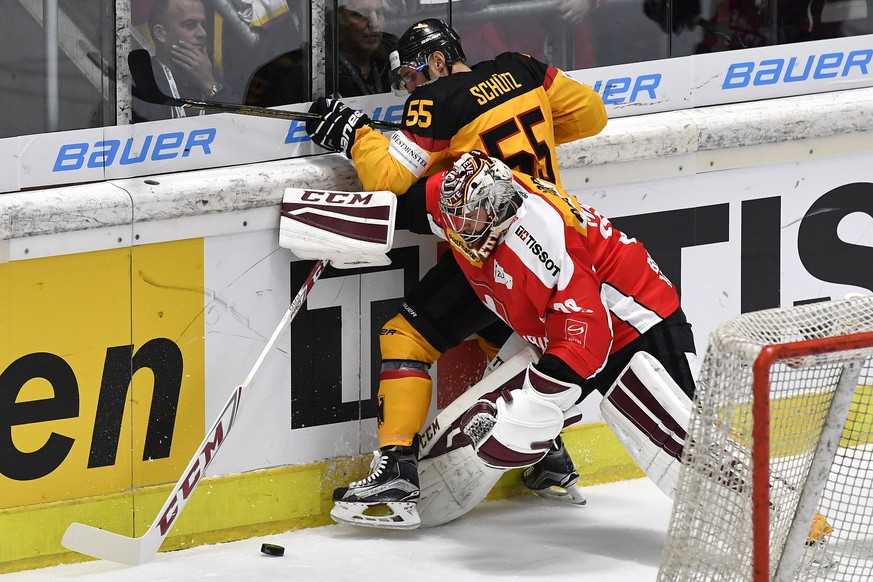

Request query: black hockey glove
[{"left": 305, "top": 97, "right": 371, "bottom": 158}]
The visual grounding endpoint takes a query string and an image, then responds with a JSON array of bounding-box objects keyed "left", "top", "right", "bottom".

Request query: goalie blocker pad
[
  {"left": 600, "top": 351, "right": 692, "bottom": 499},
  {"left": 279, "top": 188, "right": 396, "bottom": 269}
]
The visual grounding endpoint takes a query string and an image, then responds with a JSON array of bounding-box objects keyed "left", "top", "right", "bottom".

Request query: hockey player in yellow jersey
[
  {"left": 308, "top": 19, "right": 605, "bottom": 193},
  {"left": 305, "top": 19, "right": 606, "bottom": 529}
]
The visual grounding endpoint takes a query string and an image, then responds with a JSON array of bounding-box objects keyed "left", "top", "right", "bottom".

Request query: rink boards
[{"left": 1, "top": 92, "right": 873, "bottom": 573}]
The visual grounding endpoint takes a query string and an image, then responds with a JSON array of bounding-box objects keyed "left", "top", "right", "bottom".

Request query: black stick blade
[{"left": 129, "top": 49, "right": 179, "bottom": 106}]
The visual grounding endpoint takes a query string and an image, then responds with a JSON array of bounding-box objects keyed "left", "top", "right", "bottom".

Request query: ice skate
[
  {"left": 522, "top": 436, "right": 587, "bottom": 506},
  {"left": 331, "top": 443, "right": 421, "bottom": 530}
]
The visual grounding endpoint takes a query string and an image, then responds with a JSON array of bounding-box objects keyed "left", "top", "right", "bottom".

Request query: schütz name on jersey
[
  {"left": 514, "top": 225, "right": 561, "bottom": 276},
  {"left": 469, "top": 72, "right": 523, "bottom": 105}
]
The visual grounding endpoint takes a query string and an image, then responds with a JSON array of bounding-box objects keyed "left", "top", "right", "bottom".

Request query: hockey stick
[
  {"left": 128, "top": 49, "right": 400, "bottom": 130},
  {"left": 61, "top": 259, "right": 328, "bottom": 565}
]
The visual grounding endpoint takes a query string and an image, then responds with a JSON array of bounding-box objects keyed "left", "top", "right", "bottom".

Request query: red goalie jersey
[{"left": 426, "top": 171, "right": 681, "bottom": 380}]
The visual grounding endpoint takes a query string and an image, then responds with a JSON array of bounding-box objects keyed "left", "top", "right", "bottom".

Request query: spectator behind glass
[
  {"left": 456, "top": 0, "right": 601, "bottom": 70},
  {"left": 643, "top": 0, "right": 866, "bottom": 53},
  {"left": 218, "top": 0, "right": 306, "bottom": 98},
  {"left": 331, "top": 0, "right": 398, "bottom": 96},
  {"left": 133, "top": 0, "right": 237, "bottom": 121},
  {"left": 244, "top": 0, "right": 397, "bottom": 106}
]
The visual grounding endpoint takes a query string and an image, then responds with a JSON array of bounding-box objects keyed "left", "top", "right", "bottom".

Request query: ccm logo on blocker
[{"left": 53, "top": 128, "right": 216, "bottom": 171}]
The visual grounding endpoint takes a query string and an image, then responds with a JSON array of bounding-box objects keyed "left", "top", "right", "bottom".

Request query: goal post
[{"left": 658, "top": 296, "right": 873, "bottom": 582}]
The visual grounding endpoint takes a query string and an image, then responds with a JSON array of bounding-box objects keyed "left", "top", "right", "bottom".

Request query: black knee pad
[{"left": 400, "top": 251, "right": 502, "bottom": 353}]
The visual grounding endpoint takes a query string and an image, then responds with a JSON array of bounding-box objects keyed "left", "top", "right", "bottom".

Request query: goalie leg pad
[
  {"left": 600, "top": 351, "right": 692, "bottom": 499},
  {"left": 416, "top": 346, "right": 540, "bottom": 527}
]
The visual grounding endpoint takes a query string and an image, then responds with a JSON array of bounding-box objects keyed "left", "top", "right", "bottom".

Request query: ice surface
[{"left": 1, "top": 478, "right": 672, "bottom": 582}]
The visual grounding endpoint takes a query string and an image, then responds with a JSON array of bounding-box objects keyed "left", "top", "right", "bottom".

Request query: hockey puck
[{"left": 260, "top": 543, "right": 285, "bottom": 557}]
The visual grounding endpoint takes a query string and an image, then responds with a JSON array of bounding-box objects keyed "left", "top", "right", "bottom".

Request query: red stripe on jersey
[
  {"left": 406, "top": 130, "right": 452, "bottom": 155},
  {"left": 543, "top": 66, "right": 558, "bottom": 91},
  {"left": 380, "top": 369, "right": 431, "bottom": 381}
]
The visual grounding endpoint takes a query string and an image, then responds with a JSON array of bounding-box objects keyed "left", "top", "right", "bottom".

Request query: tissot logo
[{"left": 513, "top": 225, "right": 560, "bottom": 276}]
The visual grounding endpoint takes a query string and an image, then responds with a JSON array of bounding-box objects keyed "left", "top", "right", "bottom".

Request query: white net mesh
[{"left": 658, "top": 296, "right": 873, "bottom": 582}]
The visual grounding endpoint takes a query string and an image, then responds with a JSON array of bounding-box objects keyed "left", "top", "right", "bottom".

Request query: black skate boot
[
  {"left": 330, "top": 442, "right": 421, "bottom": 530},
  {"left": 522, "top": 436, "right": 587, "bottom": 505}
]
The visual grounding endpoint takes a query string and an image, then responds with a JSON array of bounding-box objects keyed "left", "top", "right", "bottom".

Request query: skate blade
[
  {"left": 330, "top": 501, "right": 421, "bottom": 530},
  {"left": 531, "top": 483, "right": 587, "bottom": 506}
]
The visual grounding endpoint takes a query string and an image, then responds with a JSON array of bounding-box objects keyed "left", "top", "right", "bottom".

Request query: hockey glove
[{"left": 306, "top": 97, "right": 370, "bottom": 158}]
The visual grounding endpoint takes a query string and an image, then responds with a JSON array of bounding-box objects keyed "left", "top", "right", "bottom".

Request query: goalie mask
[{"left": 439, "top": 151, "right": 524, "bottom": 256}]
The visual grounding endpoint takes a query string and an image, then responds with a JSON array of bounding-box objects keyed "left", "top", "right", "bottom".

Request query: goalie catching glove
[
  {"left": 463, "top": 364, "right": 582, "bottom": 469},
  {"left": 306, "top": 97, "right": 370, "bottom": 157}
]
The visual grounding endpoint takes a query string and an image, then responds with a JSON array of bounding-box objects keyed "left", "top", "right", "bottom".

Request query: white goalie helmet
[{"left": 439, "top": 151, "right": 522, "bottom": 249}]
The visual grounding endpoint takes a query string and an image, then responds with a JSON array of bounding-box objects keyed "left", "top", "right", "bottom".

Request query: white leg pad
[
  {"left": 416, "top": 346, "right": 540, "bottom": 527},
  {"left": 600, "top": 351, "right": 692, "bottom": 499}
]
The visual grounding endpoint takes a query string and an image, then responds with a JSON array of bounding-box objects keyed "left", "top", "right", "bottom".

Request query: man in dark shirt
[
  {"left": 133, "top": 0, "right": 236, "bottom": 121},
  {"left": 332, "top": 0, "right": 397, "bottom": 97}
]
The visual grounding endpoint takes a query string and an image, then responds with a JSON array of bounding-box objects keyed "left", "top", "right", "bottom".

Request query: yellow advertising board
[{"left": 0, "top": 240, "right": 205, "bottom": 508}]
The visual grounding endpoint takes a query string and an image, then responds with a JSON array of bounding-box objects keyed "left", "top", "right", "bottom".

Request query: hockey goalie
[
  {"left": 280, "top": 149, "right": 700, "bottom": 530},
  {"left": 281, "top": 156, "right": 834, "bottom": 547}
]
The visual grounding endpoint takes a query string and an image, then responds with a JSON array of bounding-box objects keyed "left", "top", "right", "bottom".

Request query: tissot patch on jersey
[
  {"left": 388, "top": 131, "right": 430, "bottom": 177},
  {"left": 513, "top": 224, "right": 560, "bottom": 277}
]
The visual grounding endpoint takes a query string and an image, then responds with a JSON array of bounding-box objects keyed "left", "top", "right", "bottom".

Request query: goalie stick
[
  {"left": 61, "top": 259, "right": 328, "bottom": 565},
  {"left": 127, "top": 49, "right": 400, "bottom": 130}
]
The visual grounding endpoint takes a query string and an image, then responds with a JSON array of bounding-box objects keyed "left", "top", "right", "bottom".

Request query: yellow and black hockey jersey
[{"left": 351, "top": 52, "right": 606, "bottom": 195}]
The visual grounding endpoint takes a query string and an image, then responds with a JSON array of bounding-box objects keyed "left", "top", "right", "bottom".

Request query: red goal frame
[{"left": 751, "top": 331, "right": 873, "bottom": 581}]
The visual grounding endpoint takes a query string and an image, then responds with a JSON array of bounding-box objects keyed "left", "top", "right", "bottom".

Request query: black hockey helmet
[{"left": 390, "top": 18, "right": 466, "bottom": 75}]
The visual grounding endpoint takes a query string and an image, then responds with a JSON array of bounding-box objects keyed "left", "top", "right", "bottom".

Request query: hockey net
[{"left": 658, "top": 296, "right": 873, "bottom": 582}]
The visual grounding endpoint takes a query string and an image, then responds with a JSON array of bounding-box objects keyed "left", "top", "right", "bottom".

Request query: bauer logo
[
  {"left": 590, "top": 74, "right": 661, "bottom": 105},
  {"left": 52, "top": 128, "right": 217, "bottom": 172},
  {"left": 722, "top": 49, "right": 873, "bottom": 89}
]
